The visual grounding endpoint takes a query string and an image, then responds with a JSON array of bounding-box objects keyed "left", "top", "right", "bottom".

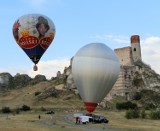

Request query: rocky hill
[
  {"left": 129, "top": 61, "right": 160, "bottom": 93},
  {"left": 0, "top": 60, "right": 160, "bottom": 109},
  {"left": 0, "top": 73, "right": 47, "bottom": 91},
  {"left": 129, "top": 61, "right": 160, "bottom": 108}
]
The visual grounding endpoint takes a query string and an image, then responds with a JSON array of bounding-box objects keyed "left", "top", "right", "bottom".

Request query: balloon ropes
[
  {"left": 72, "top": 43, "right": 120, "bottom": 112},
  {"left": 12, "top": 14, "right": 56, "bottom": 71}
]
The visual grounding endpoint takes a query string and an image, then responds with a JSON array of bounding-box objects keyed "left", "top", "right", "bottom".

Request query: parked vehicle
[
  {"left": 92, "top": 115, "right": 109, "bottom": 124},
  {"left": 45, "top": 111, "right": 55, "bottom": 114},
  {"left": 79, "top": 116, "right": 93, "bottom": 124}
]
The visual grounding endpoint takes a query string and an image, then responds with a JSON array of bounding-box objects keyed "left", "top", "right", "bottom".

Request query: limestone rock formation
[
  {"left": 0, "top": 73, "right": 13, "bottom": 90},
  {"left": 12, "top": 73, "right": 32, "bottom": 88}
]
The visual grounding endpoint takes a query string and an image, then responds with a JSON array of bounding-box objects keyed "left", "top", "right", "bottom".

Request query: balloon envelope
[
  {"left": 13, "top": 14, "right": 56, "bottom": 70},
  {"left": 72, "top": 43, "right": 120, "bottom": 112}
]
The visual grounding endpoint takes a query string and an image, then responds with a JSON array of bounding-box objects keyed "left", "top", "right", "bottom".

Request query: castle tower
[{"left": 130, "top": 35, "right": 142, "bottom": 62}]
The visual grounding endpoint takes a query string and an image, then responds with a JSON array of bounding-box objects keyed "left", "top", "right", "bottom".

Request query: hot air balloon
[
  {"left": 72, "top": 43, "right": 120, "bottom": 112},
  {"left": 12, "top": 14, "right": 56, "bottom": 71}
]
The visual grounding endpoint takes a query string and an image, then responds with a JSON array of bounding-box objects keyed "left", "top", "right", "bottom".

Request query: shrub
[
  {"left": 149, "top": 110, "right": 160, "bottom": 119},
  {"left": 35, "top": 91, "right": 41, "bottom": 96},
  {"left": 116, "top": 101, "right": 137, "bottom": 110},
  {"left": 15, "top": 108, "right": 20, "bottom": 114},
  {"left": 2, "top": 107, "right": 11, "bottom": 113},
  {"left": 141, "top": 109, "right": 146, "bottom": 118},
  {"left": 133, "top": 92, "right": 141, "bottom": 100},
  {"left": 144, "top": 103, "right": 157, "bottom": 110},
  {"left": 125, "top": 109, "right": 140, "bottom": 119},
  {"left": 21, "top": 105, "right": 31, "bottom": 111},
  {"left": 40, "top": 106, "right": 47, "bottom": 111}
]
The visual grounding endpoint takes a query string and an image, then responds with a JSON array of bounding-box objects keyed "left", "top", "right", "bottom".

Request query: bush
[
  {"left": 144, "top": 103, "right": 157, "bottom": 110},
  {"left": 125, "top": 109, "right": 140, "bottom": 119},
  {"left": 21, "top": 105, "right": 31, "bottom": 111},
  {"left": 40, "top": 106, "right": 47, "bottom": 111},
  {"left": 15, "top": 108, "right": 20, "bottom": 114},
  {"left": 133, "top": 92, "right": 141, "bottom": 100},
  {"left": 149, "top": 110, "right": 160, "bottom": 119},
  {"left": 35, "top": 91, "right": 41, "bottom": 96},
  {"left": 116, "top": 101, "right": 137, "bottom": 110},
  {"left": 2, "top": 107, "right": 11, "bottom": 113},
  {"left": 141, "top": 109, "right": 146, "bottom": 118}
]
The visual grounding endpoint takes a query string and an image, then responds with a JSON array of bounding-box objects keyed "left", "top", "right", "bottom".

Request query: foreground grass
[
  {"left": 0, "top": 111, "right": 82, "bottom": 131},
  {"left": 0, "top": 84, "right": 159, "bottom": 131},
  {"left": 0, "top": 109, "right": 159, "bottom": 131},
  {"left": 94, "top": 110, "right": 160, "bottom": 131}
]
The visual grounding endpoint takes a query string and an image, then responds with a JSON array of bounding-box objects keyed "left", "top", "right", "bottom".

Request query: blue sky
[{"left": 0, "top": 0, "right": 160, "bottom": 79}]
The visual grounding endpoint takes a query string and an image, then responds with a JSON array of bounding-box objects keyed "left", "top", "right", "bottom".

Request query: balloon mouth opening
[
  {"left": 33, "top": 65, "right": 38, "bottom": 71},
  {"left": 84, "top": 102, "right": 98, "bottom": 112}
]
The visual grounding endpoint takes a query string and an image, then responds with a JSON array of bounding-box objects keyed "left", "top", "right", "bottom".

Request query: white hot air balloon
[{"left": 72, "top": 43, "right": 120, "bottom": 112}]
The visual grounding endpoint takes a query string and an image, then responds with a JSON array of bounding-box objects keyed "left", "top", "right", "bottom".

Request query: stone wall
[
  {"left": 106, "top": 35, "right": 142, "bottom": 100},
  {"left": 114, "top": 47, "right": 133, "bottom": 66},
  {"left": 108, "top": 65, "right": 136, "bottom": 100}
]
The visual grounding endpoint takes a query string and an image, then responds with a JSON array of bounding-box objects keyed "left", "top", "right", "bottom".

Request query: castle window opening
[
  {"left": 134, "top": 48, "right": 136, "bottom": 51},
  {"left": 129, "top": 75, "right": 131, "bottom": 79},
  {"left": 124, "top": 75, "right": 126, "bottom": 79}
]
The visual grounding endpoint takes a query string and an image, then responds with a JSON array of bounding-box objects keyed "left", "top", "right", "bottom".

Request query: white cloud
[
  {"left": 141, "top": 36, "right": 160, "bottom": 74},
  {"left": 0, "top": 58, "right": 70, "bottom": 80},
  {"left": 90, "top": 34, "right": 129, "bottom": 48},
  {"left": 113, "top": 38, "right": 129, "bottom": 44},
  {"left": 27, "top": 58, "right": 70, "bottom": 79},
  {"left": 142, "top": 36, "right": 160, "bottom": 44}
]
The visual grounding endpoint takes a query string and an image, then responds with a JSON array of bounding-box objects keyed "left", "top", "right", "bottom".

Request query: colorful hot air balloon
[
  {"left": 12, "top": 14, "right": 56, "bottom": 71},
  {"left": 72, "top": 43, "right": 120, "bottom": 112}
]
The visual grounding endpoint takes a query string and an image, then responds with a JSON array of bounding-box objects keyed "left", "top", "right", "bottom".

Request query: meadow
[{"left": 0, "top": 81, "right": 159, "bottom": 131}]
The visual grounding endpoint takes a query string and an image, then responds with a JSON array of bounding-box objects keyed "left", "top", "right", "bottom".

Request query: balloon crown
[{"left": 37, "top": 16, "right": 48, "bottom": 25}]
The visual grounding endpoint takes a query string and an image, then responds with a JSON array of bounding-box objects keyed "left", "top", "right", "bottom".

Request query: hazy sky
[{"left": 0, "top": 0, "right": 160, "bottom": 79}]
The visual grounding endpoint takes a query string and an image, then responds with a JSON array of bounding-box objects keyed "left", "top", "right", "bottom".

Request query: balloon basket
[{"left": 33, "top": 65, "right": 38, "bottom": 71}]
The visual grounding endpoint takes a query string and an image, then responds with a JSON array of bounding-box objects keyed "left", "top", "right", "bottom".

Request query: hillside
[
  {"left": 0, "top": 60, "right": 160, "bottom": 110},
  {"left": 0, "top": 81, "right": 83, "bottom": 111}
]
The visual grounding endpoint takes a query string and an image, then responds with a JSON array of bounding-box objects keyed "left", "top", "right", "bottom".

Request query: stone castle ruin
[{"left": 107, "top": 35, "right": 142, "bottom": 99}]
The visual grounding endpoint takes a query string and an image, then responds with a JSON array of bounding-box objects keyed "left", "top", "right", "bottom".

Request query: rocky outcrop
[
  {"left": 0, "top": 73, "right": 13, "bottom": 90},
  {"left": 63, "top": 66, "right": 76, "bottom": 90},
  {"left": 29, "top": 74, "right": 46, "bottom": 85},
  {"left": 0, "top": 73, "right": 47, "bottom": 90},
  {"left": 12, "top": 73, "right": 32, "bottom": 88},
  {"left": 132, "top": 61, "right": 160, "bottom": 93},
  {"left": 37, "top": 86, "right": 58, "bottom": 100}
]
